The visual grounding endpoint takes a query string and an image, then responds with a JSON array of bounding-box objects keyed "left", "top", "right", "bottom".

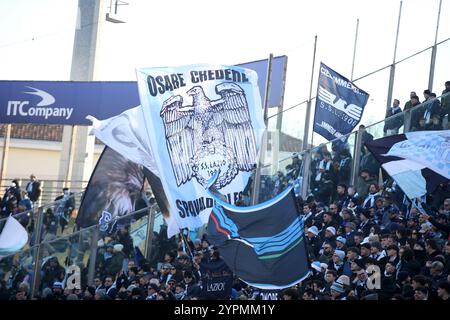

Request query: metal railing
[{"left": 0, "top": 179, "right": 87, "bottom": 208}]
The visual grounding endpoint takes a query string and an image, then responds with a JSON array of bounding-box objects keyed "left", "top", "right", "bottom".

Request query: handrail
[{"left": 0, "top": 191, "right": 85, "bottom": 226}]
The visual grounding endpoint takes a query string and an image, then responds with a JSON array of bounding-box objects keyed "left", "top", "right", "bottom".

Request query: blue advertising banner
[
  {"left": 313, "top": 62, "right": 369, "bottom": 141},
  {"left": 0, "top": 56, "right": 287, "bottom": 125},
  {"left": 0, "top": 81, "right": 140, "bottom": 125}
]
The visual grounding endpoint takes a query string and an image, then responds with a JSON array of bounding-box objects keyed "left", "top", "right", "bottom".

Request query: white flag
[
  {"left": 0, "top": 215, "right": 28, "bottom": 258},
  {"left": 87, "top": 105, "right": 160, "bottom": 176}
]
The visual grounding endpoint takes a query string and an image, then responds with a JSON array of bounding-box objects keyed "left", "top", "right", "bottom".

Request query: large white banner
[{"left": 136, "top": 65, "right": 265, "bottom": 237}]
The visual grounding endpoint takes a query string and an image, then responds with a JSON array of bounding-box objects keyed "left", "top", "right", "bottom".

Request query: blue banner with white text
[
  {"left": 0, "top": 81, "right": 140, "bottom": 125},
  {"left": 313, "top": 62, "right": 369, "bottom": 141}
]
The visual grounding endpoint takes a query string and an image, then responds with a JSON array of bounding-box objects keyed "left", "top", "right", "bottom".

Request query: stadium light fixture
[{"left": 106, "top": 0, "right": 129, "bottom": 23}]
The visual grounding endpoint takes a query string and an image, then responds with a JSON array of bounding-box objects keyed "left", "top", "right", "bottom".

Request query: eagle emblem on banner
[{"left": 160, "top": 83, "right": 257, "bottom": 189}]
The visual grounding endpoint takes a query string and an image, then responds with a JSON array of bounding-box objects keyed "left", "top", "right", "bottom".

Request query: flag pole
[
  {"left": 386, "top": 1, "right": 402, "bottom": 111},
  {"left": 263, "top": 53, "right": 274, "bottom": 126},
  {"left": 351, "top": 18, "right": 359, "bottom": 81},
  {"left": 303, "top": 35, "right": 317, "bottom": 151},
  {"left": 251, "top": 53, "right": 273, "bottom": 205},
  {"left": 428, "top": 0, "right": 442, "bottom": 91},
  {"left": 179, "top": 228, "right": 194, "bottom": 259}
]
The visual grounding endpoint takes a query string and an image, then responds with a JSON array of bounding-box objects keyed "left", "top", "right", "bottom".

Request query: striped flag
[{"left": 206, "top": 186, "right": 310, "bottom": 289}]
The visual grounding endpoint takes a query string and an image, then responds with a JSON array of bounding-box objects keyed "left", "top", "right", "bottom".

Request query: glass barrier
[
  {"left": 0, "top": 203, "right": 161, "bottom": 297},
  {"left": 433, "top": 38, "right": 450, "bottom": 101},
  {"left": 148, "top": 210, "right": 179, "bottom": 270},
  {"left": 279, "top": 101, "right": 309, "bottom": 145},
  {"left": 391, "top": 48, "right": 431, "bottom": 111},
  {"left": 308, "top": 131, "right": 356, "bottom": 201},
  {"left": 0, "top": 191, "right": 84, "bottom": 248},
  {"left": 245, "top": 128, "right": 306, "bottom": 205},
  {"left": 0, "top": 245, "right": 37, "bottom": 299},
  {"left": 353, "top": 67, "right": 392, "bottom": 128},
  {"left": 37, "top": 228, "right": 94, "bottom": 292},
  {"left": 36, "top": 192, "right": 82, "bottom": 245}
]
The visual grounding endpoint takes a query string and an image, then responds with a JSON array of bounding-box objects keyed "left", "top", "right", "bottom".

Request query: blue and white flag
[
  {"left": 365, "top": 130, "right": 450, "bottom": 199},
  {"left": 135, "top": 65, "right": 265, "bottom": 238},
  {"left": 313, "top": 63, "right": 369, "bottom": 141}
]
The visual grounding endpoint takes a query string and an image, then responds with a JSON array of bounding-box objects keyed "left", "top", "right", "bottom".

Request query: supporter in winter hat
[
  {"left": 333, "top": 250, "right": 346, "bottom": 262},
  {"left": 336, "top": 236, "right": 347, "bottom": 246},
  {"left": 127, "top": 284, "right": 137, "bottom": 292},
  {"left": 162, "top": 263, "right": 173, "bottom": 269},
  {"left": 311, "top": 261, "right": 322, "bottom": 272},
  {"left": 336, "top": 275, "right": 351, "bottom": 287},
  {"left": 345, "top": 222, "right": 356, "bottom": 231},
  {"left": 113, "top": 244, "right": 124, "bottom": 252},
  {"left": 149, "top": 278, "right": 160, "bottom": 287},
  {"left": 307, "top": 226, "right": 319, "bottom": 237},
  {"left": 330, "top": 281, "right": 346, "bottom": 294},
  {"left": 97, "top": 239, "right": 105, "bottom": 247},
  {"left": 419, "top": 222, "right": 433, "bottom": 234},
  {"left": 52, "top": 281, "right": 63, "bottom": 289},
  {"left": 326, "top": 226, "right": 336, "bottom": 236}
]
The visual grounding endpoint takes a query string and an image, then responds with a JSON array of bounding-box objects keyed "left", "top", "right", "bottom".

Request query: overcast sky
[{"left": 1, "top": 0, "right": 449, "bottom": 145}]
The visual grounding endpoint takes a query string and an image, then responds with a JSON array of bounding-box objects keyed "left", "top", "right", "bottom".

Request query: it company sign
[{"left": 6, "top": 86, "right": 73, "bottom": 120}]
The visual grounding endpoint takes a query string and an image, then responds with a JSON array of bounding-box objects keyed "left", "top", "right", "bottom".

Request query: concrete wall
[{"left": 0, "top": 138, "right": 103, "bottom": 181}]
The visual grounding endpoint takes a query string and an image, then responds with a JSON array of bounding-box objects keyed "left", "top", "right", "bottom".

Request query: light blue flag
[{"left": 136, "top": 65, "right": 265, "bottom": 237}]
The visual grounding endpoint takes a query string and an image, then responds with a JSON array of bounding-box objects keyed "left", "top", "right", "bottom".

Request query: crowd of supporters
[{"left": 0, "top": 84, "right": 450, "bottom": 300}]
